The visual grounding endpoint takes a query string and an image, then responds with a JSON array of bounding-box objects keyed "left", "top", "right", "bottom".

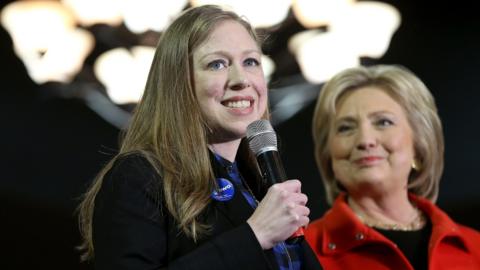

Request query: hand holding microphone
[{"left": 245, "top": 120, "right": 308, "bottom": 249}]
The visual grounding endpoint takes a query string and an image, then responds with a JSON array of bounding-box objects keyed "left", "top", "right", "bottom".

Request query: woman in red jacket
[{"left": 306, "top": 64, "right": 480, "bottom": 270}]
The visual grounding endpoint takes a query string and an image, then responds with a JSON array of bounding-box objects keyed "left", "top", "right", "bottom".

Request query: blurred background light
[
  {"left": 291, "top": 0, "right": 354, "bottom": 28},
  {"left": 1, "top": 1, "right": 94, "bottom": 83},
  {"left": 94, "top": 46, "right": 155, "bottom": 104},
  {"left": 29, "top": 28, "right": 94, "bottom": 83},
  {"left": 289, "top": 1, "right": 400, "bottom": 83},
  {"left": 122, "top": 0, "right": 188, "bottom": 34},
  {"left": 61, "top": 0, "right": 123, "bottom": 27},
  {"left": 289, "top": 29, "right": 360, "bottom": 83},
  {"left": 331, "top": 1, "right": 401, "bottom": 58},
  {"left": 261, "top": 55, "right": 276, "bottom": 82}
]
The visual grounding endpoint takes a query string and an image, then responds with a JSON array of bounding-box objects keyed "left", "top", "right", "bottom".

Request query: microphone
[{"left": 246, "top": 119, "right": 304, "bottom": 244}]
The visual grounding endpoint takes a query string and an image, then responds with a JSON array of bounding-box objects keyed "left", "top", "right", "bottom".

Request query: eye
[
  {"left": 336, "top": 124, "right": 353, "bottom": 134},
  {"left": 207, "top": 60, "right": 227, "bottom": 70},
  {"left": 244, "top": 57, "right": 260, "bottom": 67},
  {"left": 375, "top": 118, "right": 394, "bottom": 127}
]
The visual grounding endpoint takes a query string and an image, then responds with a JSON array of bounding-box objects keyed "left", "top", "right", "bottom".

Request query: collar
[
  {"left": 210, "top": 151, "right": 241, "bottom": 177},
  {"left": 319, "top": 193, "right": 469, "bottom": 255},
  {"left": 319, "top": 193, "right": 376, "bottom": 254},
  {"left": 212, "top": 151, "right": 235, "bottom": 168},
  {"left": 410, "top": 194, "right": 469, "bottom": 253}
]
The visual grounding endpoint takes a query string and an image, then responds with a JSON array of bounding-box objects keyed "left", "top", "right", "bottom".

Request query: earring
[{"left": 412, "top": 159, "right": 421, "bottom": 171}]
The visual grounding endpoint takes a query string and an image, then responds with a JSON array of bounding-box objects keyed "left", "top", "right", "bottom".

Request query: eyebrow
[
  {"left": 334, "top": 110, "right": 396, "bottom": 123},
  {"left": 198, "top": 49, "right": 261, "bottom": 62}
]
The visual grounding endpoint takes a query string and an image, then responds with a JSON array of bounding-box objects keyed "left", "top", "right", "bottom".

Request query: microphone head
[{"left": 246, "top": 119, "right": 278, "bottom": 156}]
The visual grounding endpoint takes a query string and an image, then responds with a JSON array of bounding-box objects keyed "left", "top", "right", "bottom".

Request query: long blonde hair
[
  {"left": 312, "top": 65, "right": 444, "bottom": 205},
  {"left": 78, "top": 5, "right": 265, "bottom": 260}
]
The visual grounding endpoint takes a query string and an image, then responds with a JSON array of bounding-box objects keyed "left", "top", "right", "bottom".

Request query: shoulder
[
  {"left": 92, "top": 154, "right": 168, "bottom": 267},
  {"left": 100, "top": 153, "right": 163, "bottom": 201},
  {"left": 418, "top": 197, "right": 480, "bottom": 254},
  {"left": 109, "top": 153, "right": 158, "bottom": 177},
  {"left": 453, "top": 224, "right": 480, "bottom": 258},
  {"left": 108, "top": 153, "right": 160, "bottom": 184},
  {"left": 458, "top": 224, "right": 480, "bottom": 240}
]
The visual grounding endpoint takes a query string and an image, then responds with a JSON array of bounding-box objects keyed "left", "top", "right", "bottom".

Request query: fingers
[
  {"left": 274, "top": 179, "right": 302, "bottom": 193},
  {"left": 293, "top": 192, "right": 308, "bottom": 206},
  {"left": 286, "top": 202, "right": 310, "bottom": 226},
  {"left": 278, "top": 184, "right": 310, "bottom": 226},
  {"left": 287, "top": 203, "right": 310, "bottom": 218},
  {"left": 247, "top": 179, "right": 310, "bottom": 249},
  {"left": 270, "top": 180, "right": 307, "bottom": 205}
]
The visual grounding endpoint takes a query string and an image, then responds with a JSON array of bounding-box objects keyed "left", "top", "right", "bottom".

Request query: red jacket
[{"left": 305, "top": 193, "right": 480, "bottom": 270}]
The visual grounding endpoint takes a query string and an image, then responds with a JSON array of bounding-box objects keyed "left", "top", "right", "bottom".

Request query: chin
[
  {"left": 218, "top": 127, "right": 248, "bottom": 142},
  {"left": 349, "top": 170, "right": 387, "bottom": 183}
]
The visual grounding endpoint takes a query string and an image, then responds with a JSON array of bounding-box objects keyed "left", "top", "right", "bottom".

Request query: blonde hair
[
  {"left": 78, "top": 5, "right": 266, "bottom": 261},
  {"left": 312, "top": 65, "right": 444, "bottom": 205}
]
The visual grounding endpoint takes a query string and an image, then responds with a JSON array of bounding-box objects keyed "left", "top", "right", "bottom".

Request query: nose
[
  {"left": 356, "top": 124, "right": 377, "bottom": 150},
  {"left": 228, "top": 64, "right": 250, "bottom": 90}
]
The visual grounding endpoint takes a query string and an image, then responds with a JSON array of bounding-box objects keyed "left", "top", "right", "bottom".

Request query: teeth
[{"left": 225, "top": 100, "right": 251, "bottom": 108}]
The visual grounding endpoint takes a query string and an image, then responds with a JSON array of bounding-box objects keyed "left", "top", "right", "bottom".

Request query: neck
[
  {"left": 208, "top": 139, "right": 242, "bottom": 162},
  {"left": 348, "top": 191, "right": 425, "bottom": 231}
]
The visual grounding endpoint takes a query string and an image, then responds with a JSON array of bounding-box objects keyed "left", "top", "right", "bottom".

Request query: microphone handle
[
  {"left": 256, "top": 151, "right": 287, "bottom": 185},
  {"left": 256, "top": 151, "right": 305, "bottom": 244}
]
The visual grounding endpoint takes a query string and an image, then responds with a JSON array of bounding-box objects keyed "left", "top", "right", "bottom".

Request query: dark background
[{"left": 1, "top": 1, "right": 479, "bottom": 269}]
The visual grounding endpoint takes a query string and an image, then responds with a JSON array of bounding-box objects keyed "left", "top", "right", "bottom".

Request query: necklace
[{"left": 348, "top": 198, "right": 427, "bottom": 231}]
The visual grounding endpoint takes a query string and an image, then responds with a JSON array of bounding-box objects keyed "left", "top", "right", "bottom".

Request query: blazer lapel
[
  {"left": 212, "top": 184, "right": 255, "bottom": 228},
  {"left": 208, "top": 151, "right": 256, "bottom": 230}
]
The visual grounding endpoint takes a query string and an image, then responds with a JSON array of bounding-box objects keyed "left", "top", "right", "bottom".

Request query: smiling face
[
  {"left": 328, "top": 86, "right": 415, "bottom": 196},
  {"left": 192, "top": 20, "right": 268, "bottom": 143}
]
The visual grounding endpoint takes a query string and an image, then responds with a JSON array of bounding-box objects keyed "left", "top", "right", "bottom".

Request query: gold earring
[{"left": 412, "top": 159, "right": 421, "bottom": 171}]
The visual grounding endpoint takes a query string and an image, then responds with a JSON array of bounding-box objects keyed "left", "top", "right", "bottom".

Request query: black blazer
[{"left": 92, "top": 154, "right": 322, "bottom": 270}]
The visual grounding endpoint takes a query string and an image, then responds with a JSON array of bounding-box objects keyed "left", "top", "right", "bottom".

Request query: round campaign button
[{"left": 211, "top": 178, "right": 234, "bottom": 202}]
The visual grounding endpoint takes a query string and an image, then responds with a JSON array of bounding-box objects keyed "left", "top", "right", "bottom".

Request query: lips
[
  {"left": 221, "top": 96, "right": 254, "bottom": 109},
  {"left": 353, "top": 156, "right": 384, "bottom": 166}
]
